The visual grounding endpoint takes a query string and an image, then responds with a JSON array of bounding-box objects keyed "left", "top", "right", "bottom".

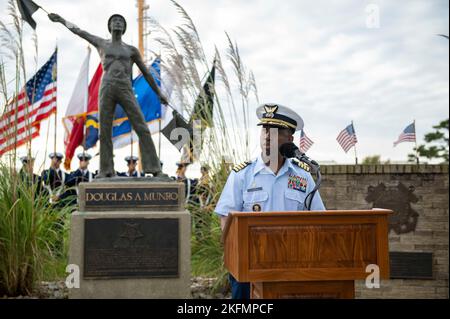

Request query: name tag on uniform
[
  {"left": 288, "top": 174, "right": 307, "bottom": 192},
  {"left": 247, "top": 187, "right": 263, "bottom": 192}
]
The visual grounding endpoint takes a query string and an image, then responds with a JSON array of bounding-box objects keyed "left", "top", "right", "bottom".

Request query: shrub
[{"left": 0, "top": 164, "right": 73, "bottom": 296}]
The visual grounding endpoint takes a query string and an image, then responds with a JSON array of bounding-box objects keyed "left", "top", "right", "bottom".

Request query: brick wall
[{"left": 320, "top": 164, "right": 449, "bottom": 299}]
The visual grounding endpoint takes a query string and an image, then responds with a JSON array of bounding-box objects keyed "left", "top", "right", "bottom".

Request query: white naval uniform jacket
[{"left": 215, "top": 155, "right": 326, "bottom": 217}]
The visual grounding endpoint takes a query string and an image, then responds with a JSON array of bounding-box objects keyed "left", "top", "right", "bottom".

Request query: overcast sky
[{"left": 0, "top": 0, "right": 448, "bottom": 177}]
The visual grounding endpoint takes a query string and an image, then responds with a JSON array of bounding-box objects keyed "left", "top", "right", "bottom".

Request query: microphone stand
[{"left": 296, "top": 153, "right": 321, "bottom": 211}]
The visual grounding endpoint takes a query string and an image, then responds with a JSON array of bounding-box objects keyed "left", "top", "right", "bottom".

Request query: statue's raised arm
[{"left": 48, "top": 13, "right": 104, "bottom": 48}]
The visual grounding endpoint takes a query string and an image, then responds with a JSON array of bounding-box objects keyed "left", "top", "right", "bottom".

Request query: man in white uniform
[{"left": 215, "top": 103, "right": 326, "bottom": 299}]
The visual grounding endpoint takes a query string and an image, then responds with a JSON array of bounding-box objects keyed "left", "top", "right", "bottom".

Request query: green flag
[{"left": 189, "top": 60, "right": 216, "bottom": 127}]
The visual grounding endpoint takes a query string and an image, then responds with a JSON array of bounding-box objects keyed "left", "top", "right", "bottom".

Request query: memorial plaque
[
  {"left": 84, "top": 218, "right": 179, "bottom": 278},
  {"left": 79, "top": 182, "right": 184, "bottom": 211},
  {"left": 389, "top": 252, "right": 433, "bottom": 279}
]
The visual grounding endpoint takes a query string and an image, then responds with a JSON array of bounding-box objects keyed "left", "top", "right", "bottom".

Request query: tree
[
  {"left": 408, "top": 119, "right": 449, "bottom": 163},
  {"left": 362, "top": 155, "right": 381, "bottom": 164},
  {"left": 362, "top": 155, "right": 391, "bottom": 165}
]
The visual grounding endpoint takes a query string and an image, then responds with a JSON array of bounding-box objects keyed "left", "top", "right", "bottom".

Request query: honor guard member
[
  {"left": 41, "top": 152, "right": 70, "bottom": 204},
  {"left": 214, "top": 103, "right": 326, "bottom": 299},
  {"left": 118, "top": 156, "right": 143, "bottom": 177},
  {"left": 175, "top": 162, "right": 198, "bottom": 205},
  {"left": 19, "top": 155, "right": 43, "bottom": 194},
  {"left": 197, "top": 164, "right": 212, "bottom": 208},
  {"left": 62, "top": 153, "right": 95, "bottom": 205}
]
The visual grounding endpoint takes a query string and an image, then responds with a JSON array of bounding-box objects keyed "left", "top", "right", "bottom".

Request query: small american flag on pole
[
  {"left": 393, "top": 122, "right": 416, "bottom": 146},
  {"left": 299, "top": 130, "right": 314, "bottom": 153},
  {"left": 337, "top": 123, "right": 358, "bottom": 153},
  {"left": 0, "top": 50, "right": 57, "bottom": 156}
]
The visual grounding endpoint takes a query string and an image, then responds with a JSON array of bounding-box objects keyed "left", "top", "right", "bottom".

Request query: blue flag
[{"left": 84, "top": 58, "right": 162, "bottom": 150}]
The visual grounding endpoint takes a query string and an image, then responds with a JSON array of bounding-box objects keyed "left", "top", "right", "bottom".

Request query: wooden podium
[{"left": 222, "top": 210, "right": 391, "bottom": 299}]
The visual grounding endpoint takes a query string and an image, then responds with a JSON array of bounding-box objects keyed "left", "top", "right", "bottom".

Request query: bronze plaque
[
  {"left": 390, "top": 252, "right": 433, "bottom": 279},
  {"left": 79, "top": 182, "right": 184, "bottom": 211},
  {"left": 84, "top": 218, "right": 179, "bottom": 279},
  {"left": 365, "top": 183, "right": 419, "bottom": 234}
]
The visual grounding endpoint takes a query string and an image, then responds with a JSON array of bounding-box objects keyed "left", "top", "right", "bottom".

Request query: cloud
[{"left": 0, "top": 0, "right": 448, "bottom": 175}]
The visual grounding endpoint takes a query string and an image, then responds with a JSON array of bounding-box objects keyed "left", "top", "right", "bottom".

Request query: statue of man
[{"left": 48, "top": 13, "right": 168, "bottom": 178}]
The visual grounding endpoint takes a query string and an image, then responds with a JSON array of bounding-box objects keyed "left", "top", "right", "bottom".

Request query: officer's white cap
[
  {"left": 77, "top": 153, "right": 92, "bottom": 161},
  {"left": 49, "top": 152, "right": 64, "bottom": 160},
  {"left": 125, "top": 156, "right": 139, "bottom": 163},
  {"left": 256, "top": 103, "right": 304, "bottom": 131},
  {"left": 20, "top": 155, "right": 34, "bottom": 163}
]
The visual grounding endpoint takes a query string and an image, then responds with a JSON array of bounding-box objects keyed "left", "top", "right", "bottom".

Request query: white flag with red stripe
[
  {"left": 63, "top": 48, "right": 90, "bottom": 149},
  {"left": 0, "top": 50, "right": 57, "bottom": 156}
]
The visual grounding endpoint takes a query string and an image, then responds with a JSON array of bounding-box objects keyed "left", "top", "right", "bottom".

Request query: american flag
[
  {"left": 393, "top": 122, "right": 416, "bottom": 146},
  {"left": 0, "top": 50, "right": 57, "bottom": 156},
  {"left": 299, "top": 130, "right": 314, "bottom": 153},
  {"left": 337, "top": 123, "right": 358, "bottom": 153}
]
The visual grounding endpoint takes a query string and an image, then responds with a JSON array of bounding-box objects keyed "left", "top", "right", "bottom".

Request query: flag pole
[
  {"left": 82, "top": 46, "right": 91, "bottom": 156},
  {"left": 130, "top": 132, "right": 134, "bottom": 157},
  {"left": 37, "top": 5, "right": 50, "bottom": 15},
  {"left": 414, "top": 119, "right": 419, "bottom": 164},
  {"left": 158, "top": 49, "right": 162, "bottom": 161},
  {"left": 352, "top": 120, "right": 358, "bottom": 165},
  {"left": 53, "top": 101, "right": 57, "bottom": 153},
  {"left": 136, "top": 0, "right": 146, "bottom": 174},
  {"left": 53, "top": 45, "right": 58, "bottom": 154},
  {"left": 158, "top": 118, "right": 161, "bottom": 158}
]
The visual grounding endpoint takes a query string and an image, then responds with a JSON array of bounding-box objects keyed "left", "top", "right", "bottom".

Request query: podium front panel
[{"left": 224, "top": 210, "right": 390, "bottom": 283}]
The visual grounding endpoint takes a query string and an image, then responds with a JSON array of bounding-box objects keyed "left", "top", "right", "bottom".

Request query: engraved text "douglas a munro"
[{"left": 86, "top": 191, "right": 179, "bottom": 202}]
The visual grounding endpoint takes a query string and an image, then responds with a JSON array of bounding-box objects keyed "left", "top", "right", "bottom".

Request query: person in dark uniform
[
  {"left": 61, "top": 153, "right": 95, "bottom": 206},
  {"left": 19, "top": 156, "right": 43, "bottom": 195},
  {"left": 197, "top": 164, "right": 212, "bottom": 208},
  {"left": 41, "top": 152, "right": 70, "bottom": 205},
  {"left": 41, "top": 153, "right": 71, "bottom": 256},
  {"left": 175, "top": 162, "right": 198, "bottom": 205},
  {"left": 118, "top": 156, "right": 143, "bottom": 177}
]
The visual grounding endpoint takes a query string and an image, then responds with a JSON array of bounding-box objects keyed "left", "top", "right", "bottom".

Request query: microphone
[{"left": 279, "top": 142, "right": 319, "bottom": 169}]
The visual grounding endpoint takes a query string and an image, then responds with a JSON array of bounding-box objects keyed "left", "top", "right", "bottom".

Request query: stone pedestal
[{"left": 68, "top": 180, "right": 191, "bottom": 299}]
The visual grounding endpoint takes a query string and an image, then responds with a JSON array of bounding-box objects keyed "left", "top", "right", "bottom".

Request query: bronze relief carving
[{"left": 366, "top": 182, "right": 419, "bottom": 234}]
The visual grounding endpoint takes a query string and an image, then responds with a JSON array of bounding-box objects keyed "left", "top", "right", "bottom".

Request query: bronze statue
[{"left": 48, "top": 13, "right": 168, "bottom": 178}]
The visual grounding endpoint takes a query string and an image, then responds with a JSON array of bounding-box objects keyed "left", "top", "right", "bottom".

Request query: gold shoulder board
[
  {"left": 232, "top": 161, "right": 252, "bottom": 173},
  {"left": 291, "top": 159, "right": 311, "bottom": 172}
]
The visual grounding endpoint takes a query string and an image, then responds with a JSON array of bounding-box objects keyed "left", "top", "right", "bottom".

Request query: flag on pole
[
  {"left": 83, "top": 64, "right": 103, "bottom": 149},
  {"left": 336, "top": 123, "right": 358, "bottom": 153},
  {"left": 0, "top": 50, "right": 57, "bottom": 156},
  {"left": 112, "top": 58, "right": 162, "bottom": 149},
  {"left": 84, "top": 59, "right": 163, "bottom": 150},
  {"left": 160, "top": 63, "right": 184, "bottom": 132},
  {"left": 189, "top": 60, "right": 216, "bottom": 127},
  {"left": 299, "top": 130, "right": 314, "bottom": 153},
  {"left": 62, "top": 49, "right": 90, "bottom": 169},
  {"left": 163, "top": 60, "right": 216, "bottom": 163},
  {"left": 160, "top": 110, "right": 192, "bottom": 151},
  {"left": 16, "top": 0, "right": 40, "bottom": 30},
  {"left": 393, "top": 122, "right": 416, "bottom": 147}
]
